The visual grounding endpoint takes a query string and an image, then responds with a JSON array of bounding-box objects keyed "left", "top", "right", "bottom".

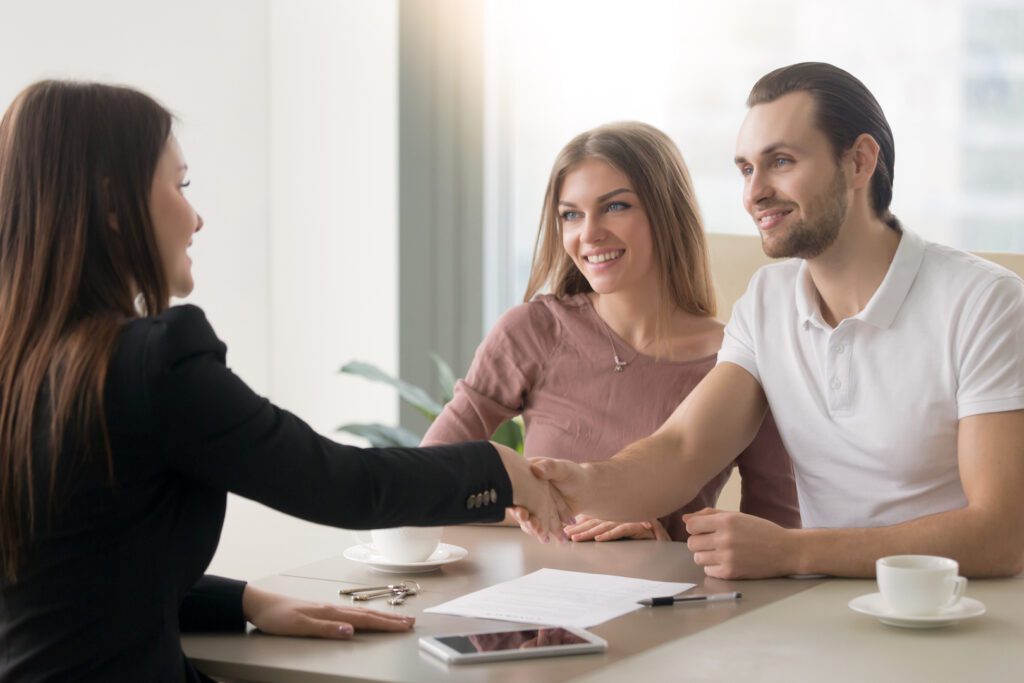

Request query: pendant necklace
[
  {"left": 594, "top": 304, "right": 650, "bottom": 373},
  {"left": 603, "top": 326, "right": 638, "bottom": 372}
]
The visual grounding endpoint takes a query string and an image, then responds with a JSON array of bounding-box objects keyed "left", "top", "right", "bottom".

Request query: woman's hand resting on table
[
  {"left": 564, "top": 514, "right": 671, "bottom": 542},
  {"left": 241, "top": 585, "right": 415, "bottom": 639}
]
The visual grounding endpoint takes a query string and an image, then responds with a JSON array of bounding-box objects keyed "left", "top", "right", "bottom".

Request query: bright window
[{"left": 482, "top": 0, "right": 1024, "bottom": 325}]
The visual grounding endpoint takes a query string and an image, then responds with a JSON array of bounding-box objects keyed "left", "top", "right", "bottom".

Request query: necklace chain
[
  {"left": 594, "top": 303, "right": 651, "bottom": 373},
  {"left": 601, "top": 324, "right": 639, "bottom": 372}
]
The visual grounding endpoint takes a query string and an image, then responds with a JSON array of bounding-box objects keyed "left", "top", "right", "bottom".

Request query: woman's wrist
[
  {"left": 240, "top": 584, "right": 267, "bottom": 624},
  {"left": 491, "top": 442, "right": 517, "bottom": 494}
]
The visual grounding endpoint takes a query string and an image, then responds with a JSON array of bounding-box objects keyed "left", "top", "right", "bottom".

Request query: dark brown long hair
[
  {"left": 523, "top": 121, "right": 716, "bottom": 354},
  {"left": 0, "top": 81, "right": 172, "bottom": 581},
  {"left": 747, "top": 62, "right": 901, "bottom": 232}
]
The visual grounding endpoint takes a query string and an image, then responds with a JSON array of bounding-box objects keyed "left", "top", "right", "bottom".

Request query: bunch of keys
[{"left": 339, "top": 580, "right": 421, "bottom": 606}]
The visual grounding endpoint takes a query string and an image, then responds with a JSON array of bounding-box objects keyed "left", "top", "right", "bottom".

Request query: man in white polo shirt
[{"left": 531, "top": 62, "right": 1024, "bottom": 578}]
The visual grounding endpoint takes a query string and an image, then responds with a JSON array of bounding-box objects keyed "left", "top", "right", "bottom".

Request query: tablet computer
[{"left": 419, "top": 626, "right": 607, "bottom": 664}]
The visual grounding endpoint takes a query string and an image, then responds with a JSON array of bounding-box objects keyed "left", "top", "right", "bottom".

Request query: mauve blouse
[{"left": 422, "top": 294, "right": 801, "bottom": 540}]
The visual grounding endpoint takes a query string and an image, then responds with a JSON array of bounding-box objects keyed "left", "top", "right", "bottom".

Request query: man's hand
[
  {"left": 241, "top": 585, "right": 414, "bottom": 639},
  {"left": 493, "top": 444, "right": 573, "bottom": 543},
  {"left": 509, "top": 457, "right": 593, "bottom": 542},
  {"left": 684, "top": 508, "right": 796, "bottom": 579},
  {"left": 527, "top": 457, "right": 589, "bottom": 512},
  {"left": 564, "top": 514, "right": 671, "bottom": 542}
]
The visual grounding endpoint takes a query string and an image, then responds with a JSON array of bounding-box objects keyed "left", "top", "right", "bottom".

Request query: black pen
[{"left": 638, "top": 591, "right": 742, "bottom": 607}]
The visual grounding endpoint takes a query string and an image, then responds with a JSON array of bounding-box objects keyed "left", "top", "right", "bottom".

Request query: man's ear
[{"left": 845, "top": 133, "right": 880, "bottom": 192}]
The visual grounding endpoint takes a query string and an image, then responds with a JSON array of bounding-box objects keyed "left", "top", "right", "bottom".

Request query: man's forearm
[
  {"left": 570, "top": 363, "right": 769, "bottom": 525},
  {"left": 789, "top": 505, "right": 1024, "bottom": 578},
  {"left": 585, "top": 428, "right": 745, "bottom": 524},
  {"left": 582, "top": 432, "right": 709, "bottom": 522}
]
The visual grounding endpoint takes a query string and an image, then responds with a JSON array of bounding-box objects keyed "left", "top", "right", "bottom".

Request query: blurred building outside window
[{"left": 482, "top": 0, "right": 1024, "bottom": 328}]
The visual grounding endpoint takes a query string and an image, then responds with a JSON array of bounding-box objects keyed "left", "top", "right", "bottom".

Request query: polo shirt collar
[
  {"left": 795, "top": 261, "right": 826, "bottom": 330},
  {"left": 794, "top": 228, "right": 926, "bottom": 331}
]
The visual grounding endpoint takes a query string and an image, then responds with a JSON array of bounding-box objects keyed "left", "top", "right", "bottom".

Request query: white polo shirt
[{"left": 719, "top": 229, "right": 1024, "bottom": 529}]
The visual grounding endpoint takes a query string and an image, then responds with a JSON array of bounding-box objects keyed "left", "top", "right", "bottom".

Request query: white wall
[
  {"left": 0, "top": 0, "right": 401, "bottom": 580},
  {"left": 209, "top": 0, "right": 400, "bottom": 579},
  {"left": 0, "top": 0, "right": 272, "bottom": 392}
]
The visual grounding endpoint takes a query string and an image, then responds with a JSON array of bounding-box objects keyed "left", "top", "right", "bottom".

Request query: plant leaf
[
  {"left": 431, "top": 352, "right": 457, "bottom": 404},
  {"left": 339, "top": 361, "right": 443, "bottom": 420},
  {"left": 336, "top": 423, "right": 422, "bottom": 448},
  {"left": 491, "top": 419, "right": 524, "bottom": 454}
]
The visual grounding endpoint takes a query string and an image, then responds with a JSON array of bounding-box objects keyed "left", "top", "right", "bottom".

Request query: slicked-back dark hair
[{"left": 747, "top": 62, "right": 900, "bottom": 231}]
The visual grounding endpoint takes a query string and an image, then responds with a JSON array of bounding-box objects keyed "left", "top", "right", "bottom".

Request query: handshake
[{"left": 493, "top": 442, "right": 592, "bottom": 543}]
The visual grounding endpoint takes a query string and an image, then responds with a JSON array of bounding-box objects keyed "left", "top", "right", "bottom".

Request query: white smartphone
[{"left": 419, "top": 626, "right": 607, "bottom": 664}]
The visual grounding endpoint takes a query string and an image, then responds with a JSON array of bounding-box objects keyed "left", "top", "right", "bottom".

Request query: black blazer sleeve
[
  {"left": 179, "top": 575, "right": 247, "bottom": 633},
  {"left": 147, "top": 305, "right": 512, "bottom": 527}
]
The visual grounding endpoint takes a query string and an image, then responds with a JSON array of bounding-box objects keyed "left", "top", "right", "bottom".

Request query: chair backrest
[{"left": 706, "top": 233, "right": 1024, "bottom": 322}]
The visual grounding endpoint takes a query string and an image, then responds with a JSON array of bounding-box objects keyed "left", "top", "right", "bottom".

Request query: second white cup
[
  {"left": 370, "top": 527, "right": 443, "bottom": 563},
  {"left": 876, "top": 555, "right": 967, "bottom": 616}
]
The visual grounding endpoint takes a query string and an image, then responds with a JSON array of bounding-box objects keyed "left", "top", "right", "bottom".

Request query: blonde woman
[{"left": 424, "top": 122, "right": 800, "bottom": 541}]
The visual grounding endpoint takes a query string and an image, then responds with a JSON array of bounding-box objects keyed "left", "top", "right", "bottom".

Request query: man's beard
[{"left": 761, "top": 167, "right": 848, "bottom": 260}]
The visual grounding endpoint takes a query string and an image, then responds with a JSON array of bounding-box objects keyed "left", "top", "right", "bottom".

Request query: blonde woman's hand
[
  {"left": 564, "top": 515, "right": 671, "bottom": 542},
  {"left": 241, "top": 585, "right": 414, "bottom": 639}
]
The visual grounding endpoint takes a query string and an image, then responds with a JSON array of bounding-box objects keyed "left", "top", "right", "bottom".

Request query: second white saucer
[
  {"left": 343, "top": 542, "right": 468, "bottom": 574},
  {"left": 848, "top": 592, "right": 985, "bottom": 629}
]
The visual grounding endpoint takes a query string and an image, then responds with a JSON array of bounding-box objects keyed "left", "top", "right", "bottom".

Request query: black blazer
[{"left": 0, "top": 305, "right": 511, "bottom": 681}]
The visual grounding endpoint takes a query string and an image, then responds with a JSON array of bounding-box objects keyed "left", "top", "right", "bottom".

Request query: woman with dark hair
[
  {"left": 423, "top": 122, "right": 800, "bottom": 542},
  {"left": 0, "top": 80, "right": 566, "bottom": 682}
]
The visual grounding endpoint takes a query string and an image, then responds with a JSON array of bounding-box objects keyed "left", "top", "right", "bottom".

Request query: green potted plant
[{"left": 337, "top": 354, "right": 524, "bottom": 452}]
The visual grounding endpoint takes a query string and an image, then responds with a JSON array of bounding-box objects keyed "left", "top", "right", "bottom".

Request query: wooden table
[{"left": 182, "top": 526, "right": 1023, "bottom": 682}]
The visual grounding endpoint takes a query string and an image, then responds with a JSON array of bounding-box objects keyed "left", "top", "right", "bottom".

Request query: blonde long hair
[{"left": 523, "top": 122, "right": 716, "bottom": 351}]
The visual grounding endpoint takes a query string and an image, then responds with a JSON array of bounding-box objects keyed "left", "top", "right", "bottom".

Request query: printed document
[{"left": 424, "top": 568, "right": 695, "bottom": 627}]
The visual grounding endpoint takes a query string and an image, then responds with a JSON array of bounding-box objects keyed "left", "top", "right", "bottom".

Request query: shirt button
[
  {"left": 834, "top": 344, "right": 845, "bottom": 354},
  {"left": 466, "top": 495, "right": 476, "bottom": 510},
  {"left": 490, "top": 488, "right": 498, "bottom": 504},
  {"left": 830, "top": 377, "right": 842, "bottom": 390}
]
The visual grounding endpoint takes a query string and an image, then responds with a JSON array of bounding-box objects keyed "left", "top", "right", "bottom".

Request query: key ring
[
  {"left": 388, "top": 590, "right": 411, "bottom": 606},
  {"left": 338, "top": 580, "right": 421, "bottom": 598},
  {"left": 339, "top": 580, "right": 422, "bottom": 602}
]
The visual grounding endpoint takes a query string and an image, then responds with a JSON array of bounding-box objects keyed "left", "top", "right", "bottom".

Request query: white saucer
[
  {"left": 342, "top": 543, "right": 468, "bottom": 574},
  {"left": 848, "top": 592, "right": 986, "bottom": 629}
]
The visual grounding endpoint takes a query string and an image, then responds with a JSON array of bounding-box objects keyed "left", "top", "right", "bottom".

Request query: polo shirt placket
[
  {"left": 825, "top": 323, "right": 855, "bottom": 414},
  {"left": 801, "top": 289, "right": 858, "bottom": 416}
]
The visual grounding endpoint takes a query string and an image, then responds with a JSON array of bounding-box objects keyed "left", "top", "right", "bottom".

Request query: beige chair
[{"left": 705, "top": 232, "right": 1024, "bottom": 511}]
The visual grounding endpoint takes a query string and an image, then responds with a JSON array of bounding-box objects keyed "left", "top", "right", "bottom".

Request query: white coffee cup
[
  {"left": 876, "top": 555, "right": 967, "bottom": 616},
  {"left": 369, "top": 527, "right": 443, "bottom": 563}
]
